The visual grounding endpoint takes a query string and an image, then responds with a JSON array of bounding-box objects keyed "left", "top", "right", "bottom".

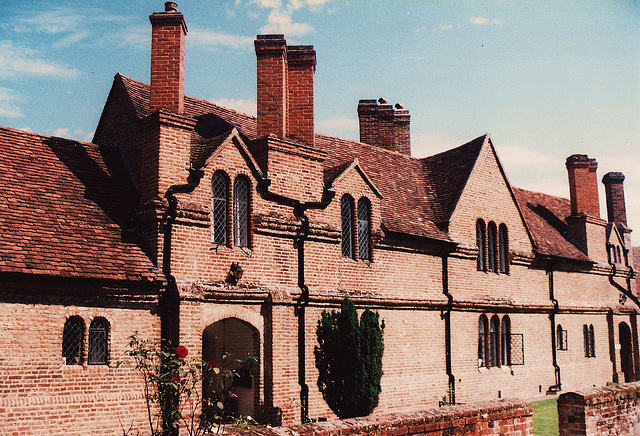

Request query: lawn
[{"left": 531, "top": 398, "right": 559, "bottom": 436}]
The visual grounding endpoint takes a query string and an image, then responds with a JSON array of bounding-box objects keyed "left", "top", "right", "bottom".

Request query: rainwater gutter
[
  {"left": 441, "top": 254, "right": 455, "bottom": 405},
  {"left": 257, "top": 177, "right": 335, "bottom": 424},
  {"left": 161, "top": 166, "right": 205, "bottom": 348}
]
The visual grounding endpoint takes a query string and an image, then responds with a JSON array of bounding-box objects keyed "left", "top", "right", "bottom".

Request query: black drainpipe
[
  {"left": 161, "top": 166, "right": 205, "bottom": 349},
  {"left": 441, "top": 254, "right": 455, "bottom": 405},
  {"left": 257, "top": 178, "right": 334, "bottom": 423},
  {"left": 548, "top": 264, "right": 561, "bottom": 391}
]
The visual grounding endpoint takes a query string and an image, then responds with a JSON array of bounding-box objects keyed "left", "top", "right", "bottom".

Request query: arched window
[
  {"left": 212, "top": 172, "right": 228, "bottom": 245},
  {"left": 478, "top": 315, "right": 488, "bottom": 367},
  {"left": 233, "top": 177, "right": 250, "bottom": 248},
  {"left": 617, "top": 246, "right": 622, "bottom": 264},
  {"left": 341, "top": 196, "right": 354, "bottom": 258},
  {"left": 501, "top": 315, "right": 511, "bottom": 366},
  {"left": 557, "top": 324, "right": 567, "bottom": 351},
  {"left": 357, "top": 198, "right": 371, "bottom": 261},
  {"left": 88, "top": 317, "right": 109, "bottom": 365},
  {"left": 584, "top": 324, "right": 595, "bottom": 358},
  {"left": 499, "top": 224, "right": 509, "bottom": 274},
  {"left": 62, "top": 316, "right": 84, "bottom": 365},
  {"left": 476, "top": 219, "right": 486, "bottom": 271},
  {"left": 490, "top": 315, "right": 500, "bottom": 367},
  {"left": 487, "top": 222, "right": 498, "bottom": 273}
]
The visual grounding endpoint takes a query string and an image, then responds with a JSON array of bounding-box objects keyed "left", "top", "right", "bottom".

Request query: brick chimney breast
[
  {"left": 566, "top": 154, "right": 600, "bottom": 218},
  {"left": 602, "top": 171, "right": 627, "bottom": 226},
  {"left": 149, "top": 3, "right": 187, "bottom": 114}
]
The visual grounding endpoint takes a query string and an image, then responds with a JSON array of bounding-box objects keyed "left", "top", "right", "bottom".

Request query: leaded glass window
[
  {"left": 476, "top": 219, "right": 486, "bottom": 271},
  {"left": 488, "top": 222, "right": 498, "bottom": 273},
  {"left": 62, "top": 316, "right": 84, "bottom": 365},
  {"left": 233, "top": 177, "right": 249, "bottom": 247},
  {"left": 499, "top": 224, "right": 509, "bottom": 274},
  {"left": 88, "top": 317, "right": 109, "bottom": 365},
  {"left": 341, "top": 196, "right": 354, "bottom": 258},
  {"left": 212, "top": 173, "right": 228, "bottom": 245},
  {"left": 357, "top": 198, "right": 370, "bottom": 261}
]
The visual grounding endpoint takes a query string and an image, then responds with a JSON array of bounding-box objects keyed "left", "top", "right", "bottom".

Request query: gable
[{"left": 448, "top": 137, "right": 532, "bottom": 253}]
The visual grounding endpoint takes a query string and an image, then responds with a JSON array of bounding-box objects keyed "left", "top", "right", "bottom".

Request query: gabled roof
[
  {"left": 420, "top": 134, "right": 486, "bottom": 224},
  {"left": 512, "top": 187, "right": 591, "bottom": 263},
  {"left": 0, "top": 126, "right": 160, "bottom": 282},
  {"left": 325, "top": 158, "right": 383, "bottom": 199}
]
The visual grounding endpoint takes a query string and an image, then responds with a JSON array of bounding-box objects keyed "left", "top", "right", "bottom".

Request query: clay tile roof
[
  {"left": 0, "top": 126, "right": 160, "bottom": 282},
  {"left": 316, "top": 134, "right": 450, "bottom": 242},
  {"left": 420, "top": 134, "right": 486, "bottom": 224},
  {"left": 512, "top": 187, "right": 591, "bottom": 263}
]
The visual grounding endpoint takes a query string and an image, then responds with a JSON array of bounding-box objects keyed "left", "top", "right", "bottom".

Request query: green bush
[{"left": 314, "top": 298, "right": 384, "bottom": 419}]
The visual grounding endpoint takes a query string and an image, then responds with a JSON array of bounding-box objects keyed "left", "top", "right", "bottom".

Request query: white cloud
[
  {"left": 260, "top": 10, "right": 314, "bottom": 35},
  {"left": 209, "top": 97, "right": 257, "bottom": 116},
  {"left": 0, "top": 41, "right": 80, "bottom": 79},
  {"left": 52, "top": 127, "right": 69, "bottom": 138},
  {"left": 317, "top": 117, "right": 359, "bottom": 135},
  {"left": 0, "top": 87, "right": 24, "bottom": 118},
  {"left": 470, "top": 17, "right": 503, "bottom": 26},
  {"left": 189, "top": 29, "right": 254, "bottom": 51},
  {"left": 254, "top": 0, "right": 283, "bottom": 7}
]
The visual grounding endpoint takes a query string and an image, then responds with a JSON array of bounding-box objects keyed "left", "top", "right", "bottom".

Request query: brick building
[{"left": 0, "top": 3, "right": 638, "bottom": 434}]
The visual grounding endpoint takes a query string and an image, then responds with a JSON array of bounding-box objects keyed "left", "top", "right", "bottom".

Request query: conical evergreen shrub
[{"left": 314, "top": 298, "right": 384, "bottom": 419}]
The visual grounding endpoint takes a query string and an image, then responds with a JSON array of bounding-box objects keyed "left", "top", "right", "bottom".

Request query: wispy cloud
[
  {"left": 209, "top": 97, "right": 257, "bottom": 116},
  {"left": 10, "top": 7, "right": 128, "bottom": 48},
  {"left": 189, "top": 29, "right": 254, "bottom": 51},
  {"left": 0, "top": 87, "right": 24, "bottom": 118},
  {"left": 0, "top": 41, "right": 80, "bottom": 79},
  {"left": 412, "top": 133, "right": 465, "bottom": 157},
  {"left": 470, "top": 16, "right": 504, "bottom": 26},
  {"left": 260, "top": 9, "right": 314, "bottom": 35}
]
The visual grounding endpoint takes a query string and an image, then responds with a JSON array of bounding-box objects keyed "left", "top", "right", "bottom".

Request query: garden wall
[
  {"left": 558, "top": 382, "right": 640, "bottom": 435},
  {"left": 232, "top": 399, "right": 532, "bottom": 436}
]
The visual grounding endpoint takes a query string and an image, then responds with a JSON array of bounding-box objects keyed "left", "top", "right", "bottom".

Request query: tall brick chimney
[
  {"left": 149, "top": 1, "right": 187, "bottom": 114},
  {"left": 565, "top": 154, "right": 608, "bottom": 261},
  {"left": 254, "top": 35, "right": 316, "bottom": 146},
  {"left": 358, "top": 98, "right": 411, "bottom": 155},
  {"left": 566, "top": 154, "right": 600, "bottom": 218},
  {"left": 602, "top": 172, "right": 627, "bottom": 226}
]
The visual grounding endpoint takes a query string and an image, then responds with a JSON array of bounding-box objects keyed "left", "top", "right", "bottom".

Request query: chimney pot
[
  {"left": 165, "top": 2, "right": 178, "bottom": 12},
  {"left": 395, "top": 103, "right": 405, "bottom": 109},
  {"left": 378, "top": 97, "right": 389, "bottom": 104}
]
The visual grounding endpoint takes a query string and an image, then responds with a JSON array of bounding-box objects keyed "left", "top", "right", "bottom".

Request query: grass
[{"left": 531, "top": 398, "right": 559, "bottom": 436}]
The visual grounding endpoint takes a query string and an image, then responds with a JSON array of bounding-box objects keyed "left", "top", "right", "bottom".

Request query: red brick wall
[
  {"left": 233, "top": 399, "right": 533, "bottom": 436},
  {"left": 558, "top": 382, "right": 640, "bottom": 435},
  {"left": 0, "top": 292, "right": 160, "bottom": 435}
]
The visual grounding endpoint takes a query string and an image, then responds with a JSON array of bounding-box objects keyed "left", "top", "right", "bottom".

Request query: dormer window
[
  {"left": 212, "top": 172, "right": 229, "bottom": 245},
  {"left": 233, "top": 177, "right": 250, "bottom": 248},
  {"left": 341, "top": 195, "right": 354, "bottom": 258},
  {"left": 357, "top": 197, "right": 371, "bottom": 261}
]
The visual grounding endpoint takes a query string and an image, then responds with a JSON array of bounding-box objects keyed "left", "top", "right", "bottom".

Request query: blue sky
[{"left": 1, "top": 0, "right": 639, "bottom": 243}]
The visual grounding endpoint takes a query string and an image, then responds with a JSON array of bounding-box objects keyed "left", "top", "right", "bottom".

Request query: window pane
[
  {"left": 88, "top": 318, "right": 109, "bottom": 365},
  {"left": 488, "top": 223, "right": 497, "bottom": 273},
  {"left": 476, "top": 220, "right": 486, "bottom": 271},
  {"left": 212, "top": 174, "right": 227, "bottom": 245},
  {"left": 501, "top": 316, "right": 511, "bottom": 365},
  {"left": 499, "top": 224, "right": 508, "bottom": 274},
  {"left": 341, "top": 197, "right": 353, "bottom": 258},
  {"left": 233, "top": 178, "right": 249, "bottom": 247},
  {"left": 357, "top": 199, "right": 370, "bottom": 261},
  {"left": 62, "top": 317, "right": 84, "bottom": 365}
]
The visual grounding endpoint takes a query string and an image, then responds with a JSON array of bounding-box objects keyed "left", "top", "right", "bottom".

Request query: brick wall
[
  {"left": 558, "top": 382, "right": 640, "bottom": 435},
  {"left": 230, "top": 399, "right": 533, "bottom": 436}
]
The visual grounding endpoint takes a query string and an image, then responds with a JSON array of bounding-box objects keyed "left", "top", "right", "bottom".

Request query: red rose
[
  {"left": 175, "top": 345, "right": 188, "bottom": 359},
  {"left": 172, "top": 377, "right": 180, "bottom": 382},
  {"left": 207, "top": 360, "right": 218, "bottom": 368}
]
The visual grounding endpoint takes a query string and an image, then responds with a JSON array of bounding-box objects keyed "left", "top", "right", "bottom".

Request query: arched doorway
[
  {"left": 619, "top": 322, "right": 634, "bottom": 382},
  {"left": 202, "top": 318, "right": 260, "bottom": 418}
]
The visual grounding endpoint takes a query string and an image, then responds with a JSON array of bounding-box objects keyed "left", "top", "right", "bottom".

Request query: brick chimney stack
[
  {"left": 566, "top": 154, "right": 600, "bottom": 218},
  {"left": 149, "top": 2, "right": 187, "bottom": 114},
  {"left": 254, "top": 35, "right": 316, "bottom": 146},
  {"left": 358, "top": 98, "right": 411, "bottom": 155},
  {"left": 602, "top": 172, "right": 627, "bottom": 226}
]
